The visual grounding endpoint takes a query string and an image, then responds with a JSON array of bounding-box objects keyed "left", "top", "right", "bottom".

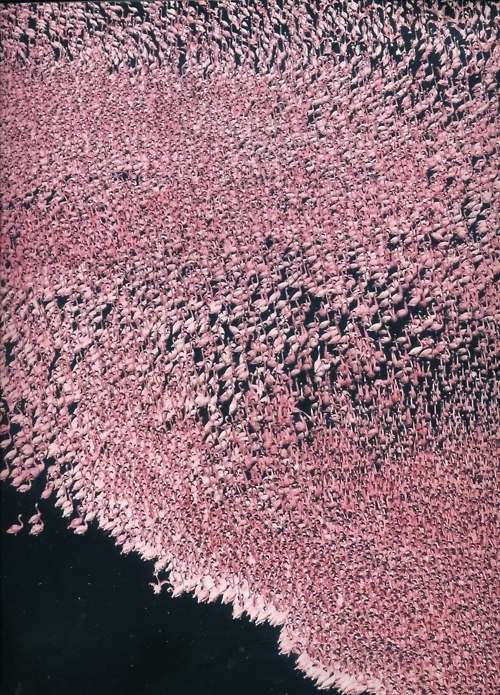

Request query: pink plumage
[{"left": 0, "top": 2, "right": 498, "bottom": 694}]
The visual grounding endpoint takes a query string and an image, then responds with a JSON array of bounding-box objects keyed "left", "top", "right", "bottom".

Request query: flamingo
[{"left": 6, "top": 514, "right": 24, "bottom": 535}]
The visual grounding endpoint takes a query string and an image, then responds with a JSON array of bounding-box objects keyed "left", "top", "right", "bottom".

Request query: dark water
[{"left": 1, "top": 485, "right": 334, "bottom": 695}]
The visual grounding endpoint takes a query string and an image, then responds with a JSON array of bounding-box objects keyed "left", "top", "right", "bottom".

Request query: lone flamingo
[{"left": 6, "top": 514, "right": 24, "bottom": 535}]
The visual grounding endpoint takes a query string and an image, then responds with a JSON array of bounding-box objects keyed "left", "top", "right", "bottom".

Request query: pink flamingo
[{"left": 6, "top": 514, "right": 24, "bottom": 535}]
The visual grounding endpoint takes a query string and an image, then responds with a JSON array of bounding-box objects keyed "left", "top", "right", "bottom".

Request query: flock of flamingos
[{"left": 0, "top": 2, "right": 498, "bottom": 694}]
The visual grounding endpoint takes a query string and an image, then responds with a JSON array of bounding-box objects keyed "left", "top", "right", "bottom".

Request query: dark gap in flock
[{"left": 4, "top": 341, "right": 16, "bottom": 367}]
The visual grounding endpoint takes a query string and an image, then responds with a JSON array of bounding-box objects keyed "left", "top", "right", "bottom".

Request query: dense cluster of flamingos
[{"left": 0, "top": 2, "right": 498, "bottom": 694}]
